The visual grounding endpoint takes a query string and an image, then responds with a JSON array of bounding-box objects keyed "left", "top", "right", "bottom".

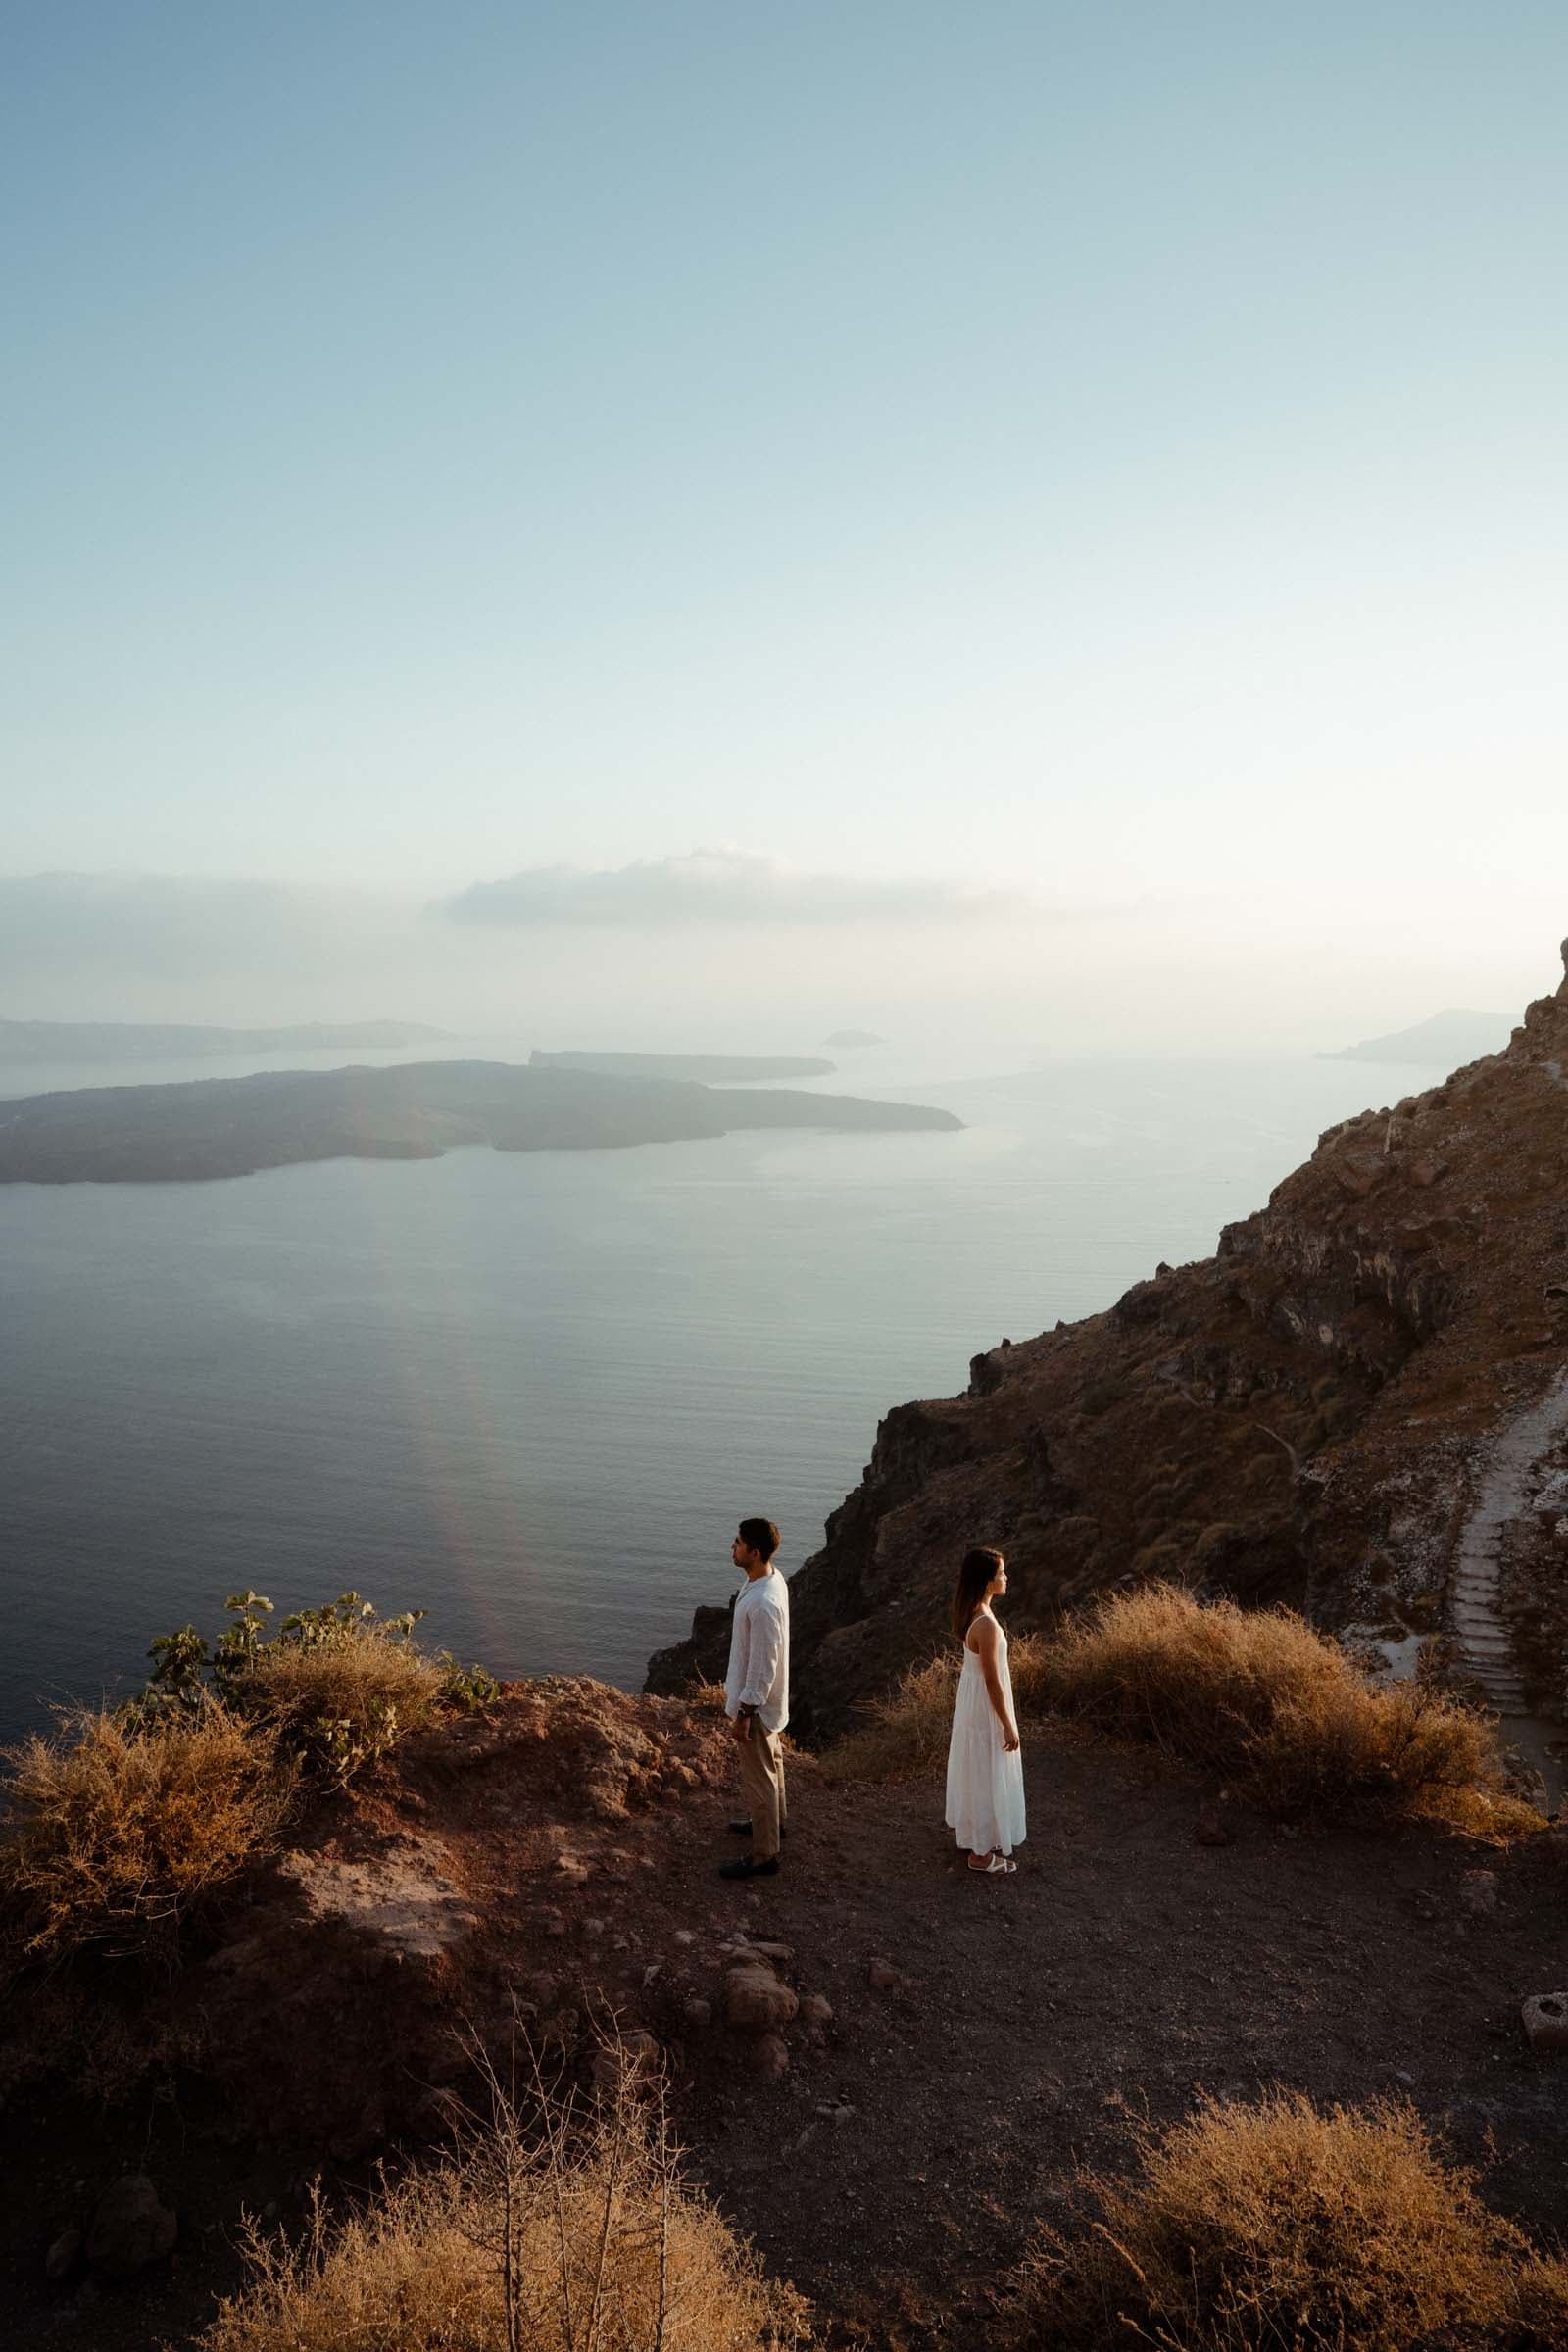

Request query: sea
[{"left": 0, "top": 1038, "right": 1399, "bottom": 1744}]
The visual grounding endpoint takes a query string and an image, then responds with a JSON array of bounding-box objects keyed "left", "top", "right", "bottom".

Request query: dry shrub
[
  {"left": 247, "top": 1617, "right": 445, "bottom": 1785},
  {"left": 820, "top": 1631, "right": 1062, "bottom": 1784},
  {"left": 1038, "top": 1584, "right": 1527, "bottom": 1830},
  {"left": 0, "top": 1704, "right": 290, "bottom": 1959},
  {"left": 686, "top": 1675, "right": 732, "bottom": 1718},
  {"left": 200, "top": 2062, "right": 809, "bottom": 2352},
  {"left": 824, "top": 1650, "right": 961, "bottom": 1783},
  {"left": 1005, "top": 2089, "right": 1568, "bottom": 2351}
]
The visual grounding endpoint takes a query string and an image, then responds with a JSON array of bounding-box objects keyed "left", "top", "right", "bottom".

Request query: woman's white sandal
[{"left": 968, "top": 1853, "right": 1016, "bottom": 1874}]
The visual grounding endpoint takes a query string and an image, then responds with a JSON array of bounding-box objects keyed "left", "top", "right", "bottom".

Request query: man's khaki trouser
[{"left": 736, "top": 1722, "right": 788, "bottom": 1861}]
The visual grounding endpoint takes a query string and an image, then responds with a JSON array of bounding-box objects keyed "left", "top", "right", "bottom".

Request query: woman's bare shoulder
[{"left": 966, "top": 1610, "right": 1000, "bottom": 1653}]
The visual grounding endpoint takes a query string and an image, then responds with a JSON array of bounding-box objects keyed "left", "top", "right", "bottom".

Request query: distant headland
[
  {"left": 0, "top": 1016, "right": 455, "bottom": 1064},
  {"left": 1318, "top": 1009, "right": 1510, "bottom": 1066},
  {"left": 820, "top": 1028, "right": 886, "bottom": 1049},
  {"left": 530, "top": 1048, "right": 834, "bottom": 1082},
  {"left": 0, "top": 1058, "right": 962, "bottom": 1184}
]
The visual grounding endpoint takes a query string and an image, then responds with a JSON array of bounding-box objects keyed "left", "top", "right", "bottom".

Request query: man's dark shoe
[
  {"left": 718, "top": 1855, "right": 780, "bottom": 1880},
  {"left": 728, "top": 1819, "right": 788, "bottom": 1837}
]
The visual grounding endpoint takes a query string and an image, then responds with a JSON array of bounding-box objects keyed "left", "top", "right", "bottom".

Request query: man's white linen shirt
[{"left": 724, "top": 1570, "right": 790, "bottom": 1735}]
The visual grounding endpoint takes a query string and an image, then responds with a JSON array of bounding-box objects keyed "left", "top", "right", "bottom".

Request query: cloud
[{"left": 438, "top": 849, "right": 1020, "bottom": 929}]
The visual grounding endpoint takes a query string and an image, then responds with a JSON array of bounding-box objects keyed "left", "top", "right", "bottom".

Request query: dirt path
[{"left": 1449, "top": 1369, "right": 1568, "bottom": 1788}]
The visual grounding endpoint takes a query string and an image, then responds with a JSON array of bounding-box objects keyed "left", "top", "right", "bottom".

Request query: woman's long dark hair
[{"left": 951, "top": 1545, "right": 1004, "bottom": 1639}]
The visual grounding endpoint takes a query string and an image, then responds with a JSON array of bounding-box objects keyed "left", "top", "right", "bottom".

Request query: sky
[{"left": 4, "top": 3, "right": 1566, "bottom": 1046}]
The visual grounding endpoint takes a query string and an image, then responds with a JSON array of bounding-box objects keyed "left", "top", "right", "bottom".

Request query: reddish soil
[{"left": 7, "top": 1690, "right": 1568, "bottom": 2350}]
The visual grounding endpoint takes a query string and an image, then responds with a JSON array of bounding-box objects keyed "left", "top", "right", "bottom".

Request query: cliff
[{"left": 650, "top": 942, "right": 1568, "bottom": 1741}]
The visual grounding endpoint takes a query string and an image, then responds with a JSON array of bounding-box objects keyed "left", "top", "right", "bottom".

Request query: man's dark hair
[{"left": 737, "top": 1517, "right": 781, "bottom": 1562}]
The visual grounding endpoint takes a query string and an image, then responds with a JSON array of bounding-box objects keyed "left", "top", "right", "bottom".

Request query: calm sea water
[{"left": 0, "top": 1049, "right": 1394, "bottom": 1742}]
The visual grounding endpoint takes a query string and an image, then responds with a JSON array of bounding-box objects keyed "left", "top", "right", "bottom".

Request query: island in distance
[
  {"left": 820, "top": 1027, "right": 886, "bottom": 1049},
  {"left": 530, "top": 1048, "right": 834, "bottom": 1082},
  {"left": 1318, "top": 1009, "right": 1510, "bottom": 1066},
  {"left": 0, "top": 1059, "right": 961, "bottom": 1184},
  {"left": 0, "top": 1015, "right": 455, "bottom": 1063}
]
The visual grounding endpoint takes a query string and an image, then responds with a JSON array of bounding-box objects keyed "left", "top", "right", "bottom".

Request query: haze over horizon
[{"left": 6, "top": 6, "right": 1565, "bottom": 1053}]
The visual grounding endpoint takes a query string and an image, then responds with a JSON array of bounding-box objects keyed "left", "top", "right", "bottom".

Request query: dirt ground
[
  {"left": 8, "top": 1697, "right": 1568, "bottom": 2351},
  {"left": 683, "top": 1728, "right": 1568, "bottom": 2347}
]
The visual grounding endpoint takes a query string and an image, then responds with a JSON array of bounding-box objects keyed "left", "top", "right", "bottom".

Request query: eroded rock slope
[{"left": 650, "top": 943, "right": 1568, "bottom": 1740}]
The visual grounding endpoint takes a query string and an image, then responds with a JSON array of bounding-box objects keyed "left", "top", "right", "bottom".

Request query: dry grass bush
[
  {"left": 200, "top": 2058, "right": 809, "bottom": 2352},
  {"left": 685, "top": 1675, "right": 733, "bottom": 1719},
  {"left": 824, "top": 1637, "right": 1053, "bottom": 1784},
  {"left": 1004, "top": 2089, "right": 1568, "bottom": 2352},
  {"left": 0, "top": 1704, "right": 291, "bottom": 1960},
  {"left": 245, "top": 1617, "right": 446, "bottom": 1786},
  {"left": 823, "top": 1650, "right": 961, "bottom": 1783},
  {"left": 1038, "top": 1584, "right": 1530, "bottom": 1831}
]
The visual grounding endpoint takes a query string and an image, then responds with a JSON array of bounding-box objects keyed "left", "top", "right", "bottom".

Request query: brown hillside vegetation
[
  {"left": 651, "top": 939, "right": 1568, "bottom": 1740},
  {"left": 826, "top": 1588, "right": 1535, "bottom": 1837},
  {"left": 0, "top": 1707, "right": 290, "bottom": 1961},
  {"left": 200, "top": 2069, "right": 808, "bottom": 2352},
  {"left": 1004, "top": 2090, "right": 1568, "bottom": 2352}
]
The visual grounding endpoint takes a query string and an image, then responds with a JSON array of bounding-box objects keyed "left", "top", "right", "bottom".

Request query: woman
[{"left": 945, "top": 1544, "right": 1026, "bottom": 1875}]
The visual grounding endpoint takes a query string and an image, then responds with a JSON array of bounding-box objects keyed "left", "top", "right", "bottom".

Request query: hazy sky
[{"left": 4, "top": 4, "right": 1565, "bottom": 1040}]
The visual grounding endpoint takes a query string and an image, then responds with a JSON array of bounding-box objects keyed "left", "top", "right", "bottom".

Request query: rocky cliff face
[{"left": 648, "top": 944, "right": 1568, "bottom": 1741}]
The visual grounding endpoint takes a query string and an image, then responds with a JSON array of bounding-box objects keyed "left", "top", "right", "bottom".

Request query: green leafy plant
[
  {"left": 129, "top": 1591, "right": 494, "bottom": 1787},
  {"left": 436, "top": 1651, "right": 502, "bottom": 1712}
]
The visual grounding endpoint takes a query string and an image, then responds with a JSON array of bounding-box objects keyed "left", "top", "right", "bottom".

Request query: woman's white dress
[{"left": 945, "top": 1618, "right": 1027, "bottom": 1856}]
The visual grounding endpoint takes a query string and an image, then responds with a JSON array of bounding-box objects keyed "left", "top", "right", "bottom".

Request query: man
[{"left": 718, "top": 1516, "right": 790, "bottom": 1882}]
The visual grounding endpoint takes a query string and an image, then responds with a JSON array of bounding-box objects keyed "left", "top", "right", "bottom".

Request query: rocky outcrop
[{"left": 650, "top": 942, "right": 1568, "bottom": 1742}]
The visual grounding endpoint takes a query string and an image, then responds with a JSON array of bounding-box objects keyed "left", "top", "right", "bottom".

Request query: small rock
[
  {"left": 748, "top": 2033, "right": 791, "bottom": 2080},
  {"left": 86, "top": 2177, "right": 177, "bottom": 2279},
  {"left": 673, "top": 1929, "right": 697, "bottom": 1946},
  {"left": 748, "top": 1940, "right": 795, "bottom": 1963},
  {"left": 1193, "top": 1811, "right": 1234, "bottom": 1847},
  {"left": 867, "top": 1958, "right": 898, "bottom": 1990},
  {"left": 541, "top": 1910, "right": 566, "bottom": 1938},
  {"left": 582, "top": 1917, "right": 607, "bottom": 1938},
  {"left": 1459, "top": 1870, "right": 1499, "bottom": 1918},
  {"left": 1522, "top": 1993, "right": 1568, "bottom": 2053},
  {"left": 832, "top": 2104, "right": 855, "bottom": 2127},
  {"left": 1335, "top": 1158, "right": 1383, "bottom": 1200},
  {"left": 682, "top": 1996, "right": 712, "bottom": 2030},
  {"left": 1409, "top": 1156, "right": 1449, "bottom": 1189},
  {"left": 725, "top": 1965, "right": 799, "bottom": 2033},
  {"left": 798, "top": 1993, "right": 833, "bottom": 2027},
  {"left": 45, "top": 2229, "right": 83, "bottom": 2283}
]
